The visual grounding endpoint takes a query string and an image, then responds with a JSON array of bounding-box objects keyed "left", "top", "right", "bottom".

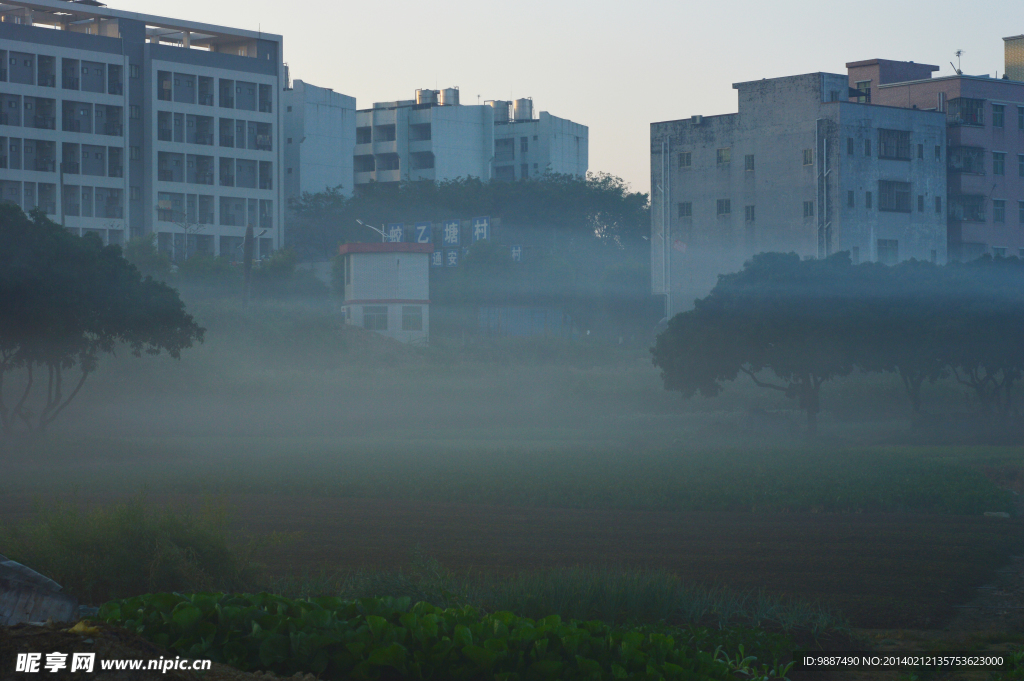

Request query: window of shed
[{"left": 402, "top": 306, "right": 423, "bottom": 331}]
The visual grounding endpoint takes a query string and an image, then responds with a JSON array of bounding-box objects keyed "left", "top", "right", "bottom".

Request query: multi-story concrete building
[
  {"left": 849, "top": 48, "right": 1024, "bottom": 260},
  {"left": 282, "top": 79, "right": 355, "bottom": 206},
  {"left": 490, "top": 98, "right": 588, "bottom": 181},
  {"left": 353, "top": 88, "right": 493, "bottom": 189},
  {"left": 0, "top": 0, "right": 284, "bottom": 260},
  {"left": 651, "top": 72, "right": 947, "bottom": 317}
]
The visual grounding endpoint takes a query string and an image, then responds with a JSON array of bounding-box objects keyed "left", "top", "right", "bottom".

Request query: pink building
[{"left": 848, "top": 47, "right": 1024, "bottom": 260}]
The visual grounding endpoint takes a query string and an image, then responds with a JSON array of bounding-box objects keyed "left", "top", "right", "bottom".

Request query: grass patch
[{"left": 0, "top": 495, "right": 264, "bottom": 603}]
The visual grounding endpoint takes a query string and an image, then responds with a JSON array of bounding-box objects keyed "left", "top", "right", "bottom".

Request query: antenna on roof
[{"left": 952, "top": 49, "right": 964, "bottom": 75}]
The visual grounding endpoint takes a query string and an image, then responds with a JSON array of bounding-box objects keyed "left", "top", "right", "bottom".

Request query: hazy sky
[{"left": 117, "top": 0, "right": 1011, "bottom": 196}]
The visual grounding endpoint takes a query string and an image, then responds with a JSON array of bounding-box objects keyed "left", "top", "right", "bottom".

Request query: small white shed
[{"left": 338, "top": 242, "right": 432, "bottom": 343}]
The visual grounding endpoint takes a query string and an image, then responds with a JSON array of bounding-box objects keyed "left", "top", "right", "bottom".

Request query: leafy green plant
[{"left": 100, "top": 592, "right": 795, "bottom": 681}]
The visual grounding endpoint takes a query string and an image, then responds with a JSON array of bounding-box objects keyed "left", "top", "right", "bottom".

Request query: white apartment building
[
  {"left": 651, "top": 72, "right": 947, "bottom": 317},
  {"left": 0, "top": 0, "right": 285, "bottom": 259},
  {"left": 490, "top": 98, "right": 588, "bottom": 181},
  {"left": 282, "top": 79, "right": 355, "bottom": 204},
  {"left": 353, "top": 88, "right": 493, "bottom": 188}
]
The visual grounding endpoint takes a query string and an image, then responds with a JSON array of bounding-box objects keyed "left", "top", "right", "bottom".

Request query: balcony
[
  {"left": 62, "top": 76, "right": 78, "bottom": 90},
  {"left": 195, "top": 172, "right": 214, "bottom": 185},
  {"left": 34, "top": 159, "right": 55, "bottom": 172},
  {"left": 158, "top": 129, "right": 172, "bottom": 142},
  {"left": 101, "top": 206, "right": 124, "bottom": 219},
  {"left": 220, "top": 96, "right": 234, "bottom": 108},
  {"left": 32, "top": 115, "right": 55, "bottom": 130},
  {"left": 158, "top": 169, "right": 175, "bottom": 181},
  {"left": 109, "top": 166, "right": 123, "bottom": 178},
  {"left": 199, "top": 94, "right": 214, "bottom": 106},
  {"left": 259, "top": 179, "right": 272, "bottom": 190},
  {"left": 200, "top": 213, "right": 215, "bottom": 224},
  {"left": 0, "top": 69, "right": 6, "bottom": 81},
  {"left": 61, "top": 161, "right": 79, "bottom": 174},
  {"left": 40, "top": 202, "right": 56, "bottom": 214},
  {"left": 158, "top": 89, "right": 172, "bottom": 102},
  {"left": 37, "top": 75, "right": 55, "bottom": 87},
  {"left": 221, "top": 214, "right": 241, "bottom": 226},
  {"left": 0, "top": 113, "right": 8, "bottom": 125},
  {"left": 259, "top": 102, "right": 272, "bottom": 113},
  {"left": 254, "top": 135, "right": 272, "bottom": 151},
  {"left": 104, "top": 122, "right": 123, "bottom": 136},
  {"left": 195, "top": 132, "right": 214, "bottom": 145},
  {"left": 220, "top": 175, "right": 234, "bottom": 186},
  {"left": 0, "top": 157, "right": 6, "bottom": 169},
  {"left": 108, "top": 83, "right": 123, "bottom": 96},
  {"left": 63, "top": 119, "right": 82, "bottom": 132},
  {"left": 219, "top": 135, "right": 234, "bottom": 147}
]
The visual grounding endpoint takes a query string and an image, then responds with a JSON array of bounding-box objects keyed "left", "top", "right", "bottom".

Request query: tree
[
  {"left": 122, "top": 233, "right": 172, "bottom": 281},
  {"left": 0, "top": 205, "right": 204, "bottom": 435},
  {"left": 652, "top": 253, "right": 859, "bottom": 433}
]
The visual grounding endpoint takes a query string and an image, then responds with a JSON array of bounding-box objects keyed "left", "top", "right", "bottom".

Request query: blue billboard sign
[
  {"left": 387, "top": 223, "right": 403, "bottom": 243},
  {"left": 415, "top": 222, "right": 432, "bottom": 244},
  {"left": 442, "top": 220, "right": 460, "bottom": 246},
  {"left": 472, "top": 216, "right": 490, "bottom": 242}
]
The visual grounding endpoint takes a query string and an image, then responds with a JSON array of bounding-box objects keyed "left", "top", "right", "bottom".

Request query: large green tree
[{"left": 0, "top": 205, "right": 204, "bottom": 435}]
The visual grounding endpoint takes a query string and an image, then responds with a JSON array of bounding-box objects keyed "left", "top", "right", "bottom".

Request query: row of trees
[
  {"left": 0, "top": 205, "right": 204, "bottom": 435},
  {"left": 651, "top": 252, "right": 1024, "bottom": 432},
  {"left": 295, "top": 173, "right": 657, "bottom": 339}
]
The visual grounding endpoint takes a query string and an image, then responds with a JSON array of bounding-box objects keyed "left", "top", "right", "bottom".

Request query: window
[
  {"left": 678, "top": 151, "right": 691, "bottom": 167},
  {"left": 848, "top": 190, "right": 854, "bottom": 208},
  {"left": 803, "top": 200, "right": 814, "bottom": 218},
  {"left": 287, "top": 168, "right": 292, "bottom": 174},
  {"left": 917, "top": 144, "right": 923, "bottom": 159},
  {"left": 1019, "top": 106, "right": 1024, "bottom": 130},
  {"left": 520, "top": 137, "right": 528, "bottom": 153},
  {"left": 878, "top": 180, "right": 912, "bottom": 212},
  {"left": 877, "top": 239, "right": 899, "bottom": 265},
  {"left": 129, "top": 105, "right": 140, "bottom": 119},
  {"left": 918, "top": 195, "right": 924, "bottom": 212},
  {"left": 287, "top": 138, "right": 292, "bottom": 144},
  {"left": 865, "top": 139, "right": 871, "bottom": 156},
  {"left": 866, "top": 191, "right": 872, "bottom": 209},
  {"left": 129, "top": 146, "right": 140, "bottom": 160},
  {"left": 363, "top": 306, "right": 387, "bottom": 331},
  {"left": 716, "top": 199, "right": 730, "bottom": 215},
  {"left": 744, "top": 154, "right": 754, "bottom": 171},
  {"left": 847, "top": 137, "right": 854, "bottom": 155},
  {"left": 993, "top": 247, "right": 1007, "bottom": 257},
  {"left": 1018, "top": 153, "right": 1024, "bottom": 177},
  {"left": 994, "top": 152, "right": 1006, "bottom": 175},
  {"left": 992, "top": 104, "right": 1004, "bottom": 128},
  {"left": 678, "top": 202, "right": 692, "bottom": 218},
  {"left": 802, "top": 148, "right": 813, "bottom": 165},
  {"left": 855, "top": 80, "right": 870, "bottom": 103},
  {"left": 716, "top": 147, "right": 731, "bottom": 164},
  {"left": 994, "top": 199, "right": 1006, "bottom": 222},
  {"left": 129, "top": 186, "right": 140, "bottom": 201},
  {"left": 1019, "top": 200, "right": 1024, "bottom": 223},
  {"left": 948, "top": 98, "right": 984, "bottom": 126},
  {"left": 286, "top": 106, "right": 292, "bottom": 112},
  {"left": 744, "top": 205, "right": 755, "bottom": 221},
  {"left": 401, "top": 306, "right": 423, "bottom": 331},
  {"left": 935, "top": 145, "right": 941, "bottom": 161},
  {"left": 878, "top": 129, "right": 911, "bottom": 160},
  {"left": 129, "top": 64, "right": 139, "bottom": 79},
  {"left": 936, "top": 196, "right": 942, "bottom": 214}
]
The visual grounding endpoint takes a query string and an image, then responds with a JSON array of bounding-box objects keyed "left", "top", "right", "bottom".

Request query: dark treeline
[
  {"left": 291, "top": 173, "right": 658, "bottom": 339},
  {"left": 651, "top": 252, "right": 1024, "bottom": 432}
]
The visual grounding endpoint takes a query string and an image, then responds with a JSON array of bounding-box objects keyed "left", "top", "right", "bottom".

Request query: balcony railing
[
  {"left": 219, "top": 135, "right": 234, "bottom": 147},
  {"left": 104, "top": 122, "right": 123, "bottom": 136},
  {"left": 63, "top": 119, "right": 82, "bottom": 132},
  {"left": 62, "top": 76, "right": 79, "bottom": 89},
  {"left": 61, "top": 161, "right": 79, "bottom": 174},
  {"left": 37, "top": 75, "right": 55, "bottom": 87},
  {"left": 33, "top": 115, "right": 55, "bottom": 130},
  {"left": 108, "top": 83, "right": 123, "bottom": 95},
  {"left": 158, "top": 128, "right": 172, "bottom": 142},
  {"left": 158, "top": 169, "right": 175, "bottom": 181},
  {"left": 199, "top": 94, "right": 214, "bottom": 106},
  {"left": 34, "top": 159, "right": 55, "bottom": 172}
]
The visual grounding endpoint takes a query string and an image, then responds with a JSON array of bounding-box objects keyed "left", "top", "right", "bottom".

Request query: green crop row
[{"left": 99, "top": 592, "right": 796, "bottom": 681}]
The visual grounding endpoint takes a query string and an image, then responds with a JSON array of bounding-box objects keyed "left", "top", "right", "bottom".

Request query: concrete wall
[{"left": 282, "top": 80, "right": 356, "bottom": 203}]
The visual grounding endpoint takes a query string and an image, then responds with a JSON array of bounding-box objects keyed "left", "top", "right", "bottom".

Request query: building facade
[
  {"left": 490, "top": 98, "right": 588, "bottom": 181},
  {"left": 0, "top": 0, "right": 284, "bottom": 259},
  {"left": 651, "top": 72, "right": 947, "bottom": 317},
  {"left": 282, "top": 79, "right": 355, "bottom": 204},
  {"left": 338, "top": 241, "right": 431, "bottom": 344},
  {"left": 353, "top": 88, "right": 493, "bottom": 189},
  {"left": 850, "top": 50, "right": 1024, "bottom": 260}
]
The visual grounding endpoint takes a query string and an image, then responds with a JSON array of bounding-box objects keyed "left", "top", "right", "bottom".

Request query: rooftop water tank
[
  {"left": 489, "top": 100, "right": 510, "bottom": 123},
  {"left": 415, "top": 89, "right": 438, "bottom": 105},
  {"left": 439, "top": 87, "right": 459, "bottom": 106},
  {"left": 513, "top": 98, "right": 533, "bottom": 121}
]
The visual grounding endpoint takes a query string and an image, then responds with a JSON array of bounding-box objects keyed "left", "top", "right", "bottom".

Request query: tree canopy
[
  {"left": 0, "top": 205, "right": 205, "bottom": 435},
  {"left": 651, "top": 252, "right": 1024, "bottom": 432}
]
